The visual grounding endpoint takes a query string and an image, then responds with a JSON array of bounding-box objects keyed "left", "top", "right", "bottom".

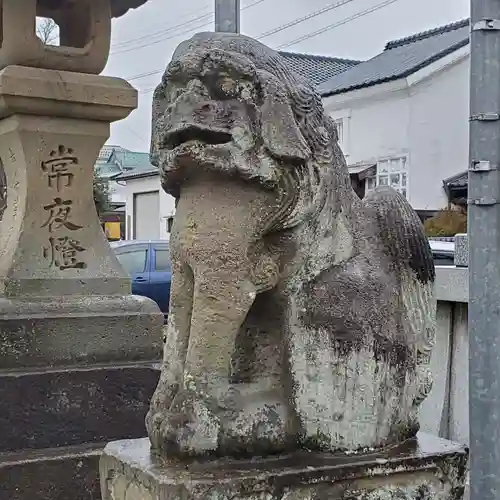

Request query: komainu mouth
[{"left": 146, "top": 32, "right": 436, "bottom": 459}]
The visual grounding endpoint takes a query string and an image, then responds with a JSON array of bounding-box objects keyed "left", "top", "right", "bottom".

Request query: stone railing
[{"left": 420, "top": 233, "right": 468, "bottom": 445}]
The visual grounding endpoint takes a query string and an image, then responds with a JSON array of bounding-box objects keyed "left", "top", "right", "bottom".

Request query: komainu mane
[{"left": 146, "top": 32, "right": 436, "bottom": 459}]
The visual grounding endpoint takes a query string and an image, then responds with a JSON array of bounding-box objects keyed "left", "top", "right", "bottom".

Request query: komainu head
[{"left": 150, "top": 32, "right": 353, "bottom": 233}]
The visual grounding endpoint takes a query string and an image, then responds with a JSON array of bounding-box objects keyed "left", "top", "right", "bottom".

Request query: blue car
[{"left": 110, "top": 240, "right": 172, "bottom": 317}]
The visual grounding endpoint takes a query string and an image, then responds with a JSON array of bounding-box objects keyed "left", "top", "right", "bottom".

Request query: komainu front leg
[
  {"left": 146, "top": 262, "right": 194, "bottom": 451},
  {"left": 155, "top": 272, "right": 258, "bottom": 458}
]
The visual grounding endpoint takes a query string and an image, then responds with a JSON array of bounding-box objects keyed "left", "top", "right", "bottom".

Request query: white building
[
  {"left": 320, "top": 18, "right": 470, "bottom": 216},
  {"left": 95, "top": 145, "right": 158, "bottom": 205},
  {"left": 118, "top": 169, "right": 176, "bottom": 240}
]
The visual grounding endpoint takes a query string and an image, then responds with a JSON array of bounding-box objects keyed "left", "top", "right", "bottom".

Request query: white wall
[
  {"left": 122, "top": 174, "right": 175, "bottom": 240},
  {"left": 408, "top": 58, "right": 470, "bottom": 210},
  {"left": 328, "top": 85, "right": 410, "bottom": 168},
  {"left": 323, "top": 51, "right": 470, "bottom": 212},
  {"left": 419, "top": 266, "right": 468, "bottom": 446},
  {"left": 108, "top": 180, "right": 127, "bottom": 204}
]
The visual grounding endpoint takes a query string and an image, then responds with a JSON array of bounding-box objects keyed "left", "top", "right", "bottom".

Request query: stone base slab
[
  {"left": 0, "top": 442, "right": 103, "bottom": 500},
  {"left": 0, "top": 363, "right": 160, "bottom": 453},
  {"left": 100, "top": 434, "right": 468, "bottom": 500},
  {"left": 0, "top": 363, "right": 160, "bottom": 499},
  {"left": 0, "top": 295, "right": 162, "bottom": 369}
]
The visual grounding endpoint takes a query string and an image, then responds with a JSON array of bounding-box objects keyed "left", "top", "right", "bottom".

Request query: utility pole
[
  {"left": 469, "top": 2, "right": 500, "bottom": 498},
  {"left": 214, "top": 0, "right": 240, "bottom": 33}
]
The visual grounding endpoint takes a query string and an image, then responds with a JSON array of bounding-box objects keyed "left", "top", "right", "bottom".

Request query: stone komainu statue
[{"left": 146, "top": 32, "right": 436, "bottom": 459}]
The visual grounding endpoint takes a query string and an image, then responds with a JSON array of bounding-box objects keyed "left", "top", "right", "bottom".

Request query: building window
[
  {"left": 165, "top": 216, "right": 174, "bottom": 233},
  {"left": 333, "top": 118, "right": 344, "bottom": 145},
  {"left": 366, "top": 157, "right": 408, "bottom": 197}
]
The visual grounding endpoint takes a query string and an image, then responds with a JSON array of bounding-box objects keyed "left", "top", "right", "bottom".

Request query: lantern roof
[{"left": 111, "top": 0, "right": 150, "bottom": 18}]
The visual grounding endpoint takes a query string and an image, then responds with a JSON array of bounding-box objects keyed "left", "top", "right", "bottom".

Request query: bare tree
[{"left": 36, "top": 18, "right": 59, "bottom": 45}]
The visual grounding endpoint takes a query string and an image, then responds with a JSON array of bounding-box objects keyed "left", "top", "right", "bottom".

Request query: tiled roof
[
  {"left": 319, "top": 18, "right": 470, "bottom": 97},
  {"left": 279, "top": 51, "right": 361, "bottom": 87},
  {"left": 444, "top": 170, "right": 468, "bottom": 188},
  {"left": 95, "top": 145, "right": 156, "bottom": 179}
]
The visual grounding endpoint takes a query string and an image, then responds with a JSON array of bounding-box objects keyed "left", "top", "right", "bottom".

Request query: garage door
[{"left": 133, "top": 191, "right": 160, "bottom": 240}]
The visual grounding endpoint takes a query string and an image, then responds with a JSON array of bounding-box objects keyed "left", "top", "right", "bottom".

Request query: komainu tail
[{"left": 363, "top": 186, "right": 436, "bottom": 410}]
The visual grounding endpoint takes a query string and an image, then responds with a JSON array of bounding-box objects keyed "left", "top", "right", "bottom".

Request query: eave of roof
[
  {"left": 319, "top": 18, "right": 470, "bottom": 98},
  {"left": 114, "top": 168, "right": 159, "bottom": 181},
  {"left": 444, "top": 170, "right": 468, "bottom": 188}
]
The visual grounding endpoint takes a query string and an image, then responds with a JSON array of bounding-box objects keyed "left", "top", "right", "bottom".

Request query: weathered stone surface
[
  {"left": 100, "top": 433, "right": 468, "bottom": 500},
  {"left": 0, "top": 65, "right": 163, "bottom": 498},
  {"left": 0, "top": 443, "right": 102, "bottom": 500},
  {"left": 1, "top": 0, "right": 112, "bottom": 73},
  {"left": 146, "top": 32, "right": 437, "bottom": 459},
  {"left": 0, "top": 66, "right": 163, "bottom": 352},
  {"left": 0, "top": 297, "right": 161, "bottom": 369},
  {"left": 0, "top": 365, "right": 159, "bottom": 499},
  {"left": 0, "top": 364, "right": 160, "bottom": 452}
]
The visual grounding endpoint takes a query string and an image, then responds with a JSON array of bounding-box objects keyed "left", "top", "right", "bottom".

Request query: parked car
[
  {"left": 429, "top": 239, "right": 455, "bottom": 266},
  {"left": 110, "top": 240, "right": 172, "bottom": 317}
]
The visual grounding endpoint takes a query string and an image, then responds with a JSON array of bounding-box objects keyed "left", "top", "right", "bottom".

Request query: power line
[
  {"left": 111, "top": 18, "right": 212, "bottom": 55},
  {"left": 124, "top": 0, "right": 405, "bottom": 144},
  {"left": 111, "top": 5, "right": 213, "bottom": 49},
  {"left": 257, "top": 0, "right": 357, "bottom": 39},
  {"left": 121, "top": 123, "right": 148, "bottom": 142},
  {"left": 134, "top": 1, "right": 402, "bottom": 98},
  {"left": 125, "top": 0, "right": 361, "bottom": 83},
  {"left": 277, "top": 0, "right": 401, "bottom": 49},
  {"left": 112, "top": 13, "right": 213, "bottom": 50},
  {"left": 110, "top": 0, "right": 267, "bottom": 56}
]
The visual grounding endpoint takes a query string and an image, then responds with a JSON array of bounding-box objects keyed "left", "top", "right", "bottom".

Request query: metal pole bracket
[
  {"left": 472, "top": 19, "right": 500, "bottom": 31},
  {"left": 470, "top": 112, "right": 500, "bottom": 121},
  {"left": 468, "top": 197, "right": 500, "bottom": 206},
  {"left": 470, "top": 160, "right": 499, "bottom": 172}
]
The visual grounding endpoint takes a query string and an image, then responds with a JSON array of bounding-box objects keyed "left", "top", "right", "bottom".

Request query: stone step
[
  {"left": 0, "top": 362, "right": 160, "bottom": 454},
  {"left": 0, "top": 441, "right": 105, "bottom": 499}
]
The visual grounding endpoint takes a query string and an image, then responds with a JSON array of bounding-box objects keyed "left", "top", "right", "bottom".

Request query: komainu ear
[
  {"left": 257, "top": 71, "right": 311, "bottom": 162},
  {"left": 150, "top": 82, "right": 167, "bottom": 167}
]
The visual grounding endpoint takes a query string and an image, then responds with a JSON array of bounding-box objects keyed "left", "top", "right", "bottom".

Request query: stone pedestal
[
  {"left": 0, "top": 65, "right": 163, "bottom": 499},
  {"left": 100, "top": 434, "right": 468, "bottom": 500}
]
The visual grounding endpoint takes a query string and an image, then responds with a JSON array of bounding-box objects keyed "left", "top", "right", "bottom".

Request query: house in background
[
  {"left": 94, "top": 145, "right": 158, "bottom": 239},
  {"left": 116, "top": 167, "right": 176, "bottom": 241},
  {"left": 320, "top": 19, "right": 470, "bottom": 219},
  {"left": 95, "top": 145, "right": 156, "bottom": 204},
  {"left": 114, "top": 51, "right": 361, "bottom": 240}
]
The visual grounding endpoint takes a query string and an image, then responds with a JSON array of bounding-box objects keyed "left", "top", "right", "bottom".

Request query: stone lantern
[
  {"left": 0, "top": 1, "right": 163, "bottom": 498},
  {"left": 0, "top": 0, "right": 149, "bottom": 73}
]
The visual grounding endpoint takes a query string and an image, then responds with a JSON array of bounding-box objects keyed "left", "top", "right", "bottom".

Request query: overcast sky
[{"left": 104, "top": 0, "right": 469, "bottom": 152}]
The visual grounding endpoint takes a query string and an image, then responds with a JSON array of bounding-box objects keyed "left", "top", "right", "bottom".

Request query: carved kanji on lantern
[{"left": 41, "top": 145, "right": 78, "bottom": 191}]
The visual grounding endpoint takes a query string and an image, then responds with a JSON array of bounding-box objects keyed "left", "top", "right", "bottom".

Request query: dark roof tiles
[
  {"left": 319, "top": 18, "right": 470, "bottom": 97},
  {"left": 385, "top": 18, "right": 469, "bottom": 50},
  {"left": 278, "top": 51, "right": 361, "bottom": 87}
]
